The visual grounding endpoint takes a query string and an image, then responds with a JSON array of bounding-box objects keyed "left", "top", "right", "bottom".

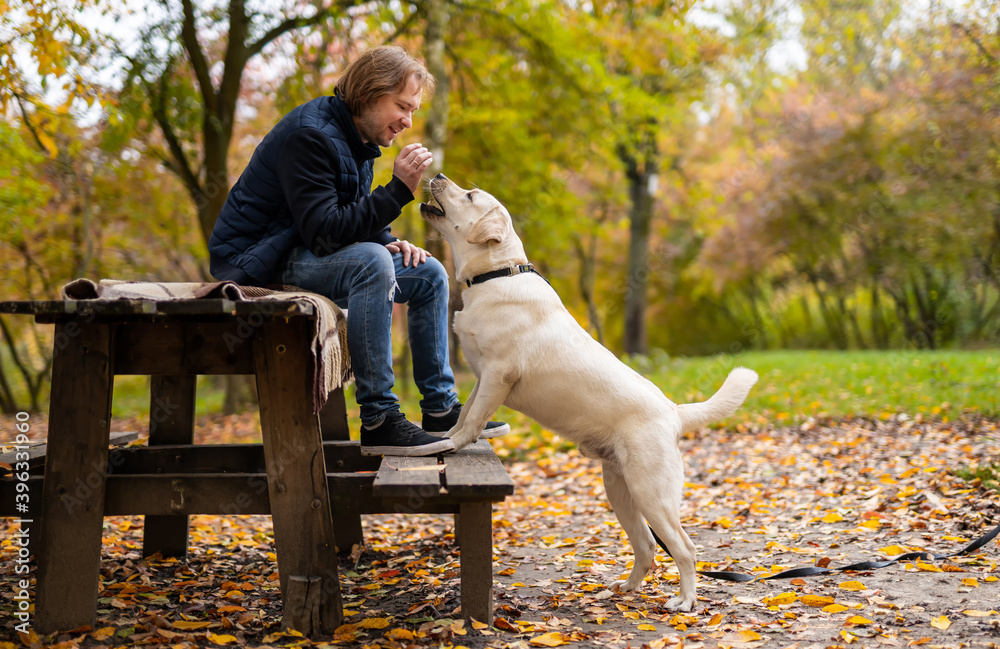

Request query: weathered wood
[
  {"left": 284, "top": 576, "right": 322, "bottom": 635},
  {"left": 254, "top": 319, "right": 342, "bottom": 633},
  {"left": 108, "top": 440, "right": 380, "bottom": 475},
  {"left": 35, "top": 321, "right": 114, "bottom": 634},
  {"left": 372, "top": 455, "right": 443, "bottom": 500},
  {"left": 143, "top": 375, "right": 197, "bottom": 558},
  {"left": 319, "top": 387, "right": 351, "bottom": 441},
  {"left": 458, "top": 501, "right": 494, "bottom": 623},
  {"left": 319, "top": 388, "right": 363, "bottom": 552},
  {"left": 0, "top": 473, "right": 467, "bottom": 517},
  {"left": 114, "top": 323, "right": 254, "bottom": 375},
  {"left": 0, "top": 431, "right": 139, "bottom": 476},
  {"left": 0, "top": 299, "right": 313, "bottom": 319},
  {"left": 443, "top": 440, "right": 514, "bottom": 499}
]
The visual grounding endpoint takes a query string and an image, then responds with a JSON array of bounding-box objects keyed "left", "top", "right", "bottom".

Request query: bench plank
[
  {"left": 372, "top": 455, "right": 443, "bottom": 498},
  {"left": 0, "top": 431, "right": 139, "bottom": 476},
  {"left": 443, "top": 440, "right": 514, "bottom": 499}
]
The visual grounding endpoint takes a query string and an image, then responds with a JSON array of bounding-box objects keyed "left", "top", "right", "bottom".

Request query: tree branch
[
  {"left": 953, "top": 21, "right": 998, "bottom": 66},
  {"left": 180, "top": 0, "right": 218, "bottom": 113},
  {"left": 245, "top": 1, "right": 360, "bottom": 60},
  {"left": 149, "top": 64, "right": 203, "bottom": 203}
]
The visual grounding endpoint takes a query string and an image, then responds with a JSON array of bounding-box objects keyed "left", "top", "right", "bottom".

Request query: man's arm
[{"left": 277, "top": 128, "right": 413, "bottom": 255}]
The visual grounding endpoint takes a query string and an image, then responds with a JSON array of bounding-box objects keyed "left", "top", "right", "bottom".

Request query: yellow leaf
[
  {"left": 471, "top": 619, "right": 490, "bottom": 630},
  {"left": 385, "top": 628, "right": 415, "bottom": 640},
  {"left": 930, "top": 616, "right": 951, "bottom": 630},
  {"left": 207, "top": 633, "right": 238, "bottom": 645},
  {"left": 822, "top": 511, "right": 844, "bottom": 523},
  {"left": 879, "top": 544, "right": 911, "bottom": 556},
  {"left": 846, "top": 615, "right": 872, "bottom": 625},
  {"left": 839, "top": 580, "right": 866, "bottom": 591},
  {"left": 173, "top": 621, "right": 212, "bottom": 630},
  {"left": 824, "top": 604, "right": 850, "bottom": 613},
  {"left": 637, "top": 624, "right": 656, "bottom": 631},
  {"left": 961, "top": 578, "right": 979, "bottom": 588},
  {"left": 802, "top": 594, "right": 835, "bottom": 607},
  {"left": 859, "top": 519, "right": 880, "bottom": 529},
  {"left": 529, "top": 631, "right": 570, "bottom": 647},
  {"left": 216, "top": 605, "right": 246, "bottom": 613},
  {"left": 737, "top": 630, "right": 762, "bottom": 641},
  {"left": 90, "top": 626, "right": 116, "bottom": 641},
  {"left": 623, "top": 611, "right": 642, "bottom": 620},
  {"left": 916, "top": 561, "right": 943, "bottom": 573},
  {"left": 707, "top": 613, "right": 725, "bottom": 627},
  {"left": 359, "top": 617, "right": 391, "bottom": 629},
  {"left": 764, "top": 592, "right": 798, "bottom": 606},
  {"left": 841, "top": 630, "right": 858, "bottom": 644},
  {"left": 963, "top": 610, "right": 997, "bottom": 617},
  {"left": 986, "top": 576, "right": 999, "bottom": 582}
]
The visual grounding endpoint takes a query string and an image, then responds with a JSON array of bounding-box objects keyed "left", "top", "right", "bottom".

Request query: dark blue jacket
[{"left": 209, "top": 94, "right": 414, "bottom": 285}]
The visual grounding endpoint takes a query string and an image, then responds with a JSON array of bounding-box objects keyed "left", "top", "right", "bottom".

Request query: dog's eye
[{"left": 467, "top": 192, "right": 474, "bottom": 201}]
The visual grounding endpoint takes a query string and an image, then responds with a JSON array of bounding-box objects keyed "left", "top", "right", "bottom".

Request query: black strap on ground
[{"left": 647, "top": 522, "right": 1000, "bottom": 582}]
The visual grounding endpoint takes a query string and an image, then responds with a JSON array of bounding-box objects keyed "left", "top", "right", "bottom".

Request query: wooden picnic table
[{"left": 0, "top": 297, "right": 514, "bottom": 636}]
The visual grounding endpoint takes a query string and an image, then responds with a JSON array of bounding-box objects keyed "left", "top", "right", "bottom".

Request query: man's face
[{"left": 354, "top": 75, "right": 423, "bottom": 147}]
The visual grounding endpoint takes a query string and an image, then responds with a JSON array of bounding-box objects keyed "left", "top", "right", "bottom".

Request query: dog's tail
[{"left": 677, "top": 367, "right": 758, "bottom": 433}]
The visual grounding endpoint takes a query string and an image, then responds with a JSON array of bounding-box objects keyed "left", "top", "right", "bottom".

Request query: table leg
[
  {"left": 254, "top": 320, "right": 343, "bottom": 635},
  {"left": 320, "top": 386, "right": 363, "bottom": 553},
  {"left": 142, "top": 374, "right": 196, "bottom": 558},
  {"left": 35, "top": 321, "right": 114, "bottom": 633},
  {"left": 458, "top": 502, "right": 495, "bottom": 623}
]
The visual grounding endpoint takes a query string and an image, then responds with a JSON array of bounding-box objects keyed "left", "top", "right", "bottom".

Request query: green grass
[{"left": 631, "top": 348, "right": 1000, "bottom": 425}]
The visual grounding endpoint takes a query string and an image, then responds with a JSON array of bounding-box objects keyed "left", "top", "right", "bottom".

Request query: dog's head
[{"left": 420, "top": 174, "right": 527, "bottom": 283}]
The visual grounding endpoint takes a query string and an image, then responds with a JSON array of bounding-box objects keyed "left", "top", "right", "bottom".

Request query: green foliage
[{"left": 634, "top": 349, "right": 1000, "bottom": 425}]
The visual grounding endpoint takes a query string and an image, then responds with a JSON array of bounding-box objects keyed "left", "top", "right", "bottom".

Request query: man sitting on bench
[{"left": 208, "top": 45, "right": 507, "bottom": 456}]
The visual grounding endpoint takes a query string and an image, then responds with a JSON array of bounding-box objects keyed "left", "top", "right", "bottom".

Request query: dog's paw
[
  {"left": 610, "top": 578, "right": 641, "bottom": 593},
  {"left": 665, "top": 596, "right": 695, "bottom": 612},
  {"left": 448, "top": 427, "right": 480, "bottom": 450}
]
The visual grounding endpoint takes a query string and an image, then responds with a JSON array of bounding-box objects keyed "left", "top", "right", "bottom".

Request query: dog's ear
[{"left": 466, "top": 207, "right": 508, "bottom": 245}]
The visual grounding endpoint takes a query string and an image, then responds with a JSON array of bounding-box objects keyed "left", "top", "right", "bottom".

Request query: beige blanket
[{"left": 61, "top": 279, "right": 351, "bottom": 413}]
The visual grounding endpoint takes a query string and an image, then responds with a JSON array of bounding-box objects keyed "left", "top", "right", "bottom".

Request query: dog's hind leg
[
  {"left": 625, "top": 465, "right": 698, "bottom": 612},
  {"left": 603, "top": 463, "right": 658, "bottom": 594}
]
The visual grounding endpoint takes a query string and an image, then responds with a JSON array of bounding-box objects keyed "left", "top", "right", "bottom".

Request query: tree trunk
[
  {"left": 422, "top": 0, "right": 463, "bottom": 368},
  {"left": 620, "top": 128, "right": 657, "bottom": 356}
]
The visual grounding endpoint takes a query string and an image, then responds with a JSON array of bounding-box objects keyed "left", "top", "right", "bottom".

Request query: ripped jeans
[{"left": 277, "top": 242, "right": 459, "bottom": 425}]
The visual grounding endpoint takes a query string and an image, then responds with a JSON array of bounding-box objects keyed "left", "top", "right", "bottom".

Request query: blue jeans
[{"left": 277, "top": 242, "right": 459, "bottom": 425}]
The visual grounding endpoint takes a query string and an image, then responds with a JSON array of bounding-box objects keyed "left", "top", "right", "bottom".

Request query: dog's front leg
[{"left": 446, "top": 371, "right": 512, "bottom": 450}]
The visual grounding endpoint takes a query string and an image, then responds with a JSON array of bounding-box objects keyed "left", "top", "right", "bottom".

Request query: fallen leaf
[
  {"left": 529, "top": 631, "right": 570, "bottom": 647},
  {"left": 207, "top": 632, "right": 238, "bottom": 645},
  {"left": 802, "top": 594, "right": 836, "bottom": 607},
  {"left": 930, "top": 616, "right": 951, "bottom": 630},
  {"left": 839, "top": 580, "right": 867, "bottom": 591},
  {"left": 638, "top": 624, "right": 657, "bottom": 631},
  {"left": 824, "top": 604, "right": 850, "bottom": 613}
]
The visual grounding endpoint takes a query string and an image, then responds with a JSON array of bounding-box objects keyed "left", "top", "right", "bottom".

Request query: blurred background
[{"left": 1, "top": 0, "right": 998, "bottom": 418}]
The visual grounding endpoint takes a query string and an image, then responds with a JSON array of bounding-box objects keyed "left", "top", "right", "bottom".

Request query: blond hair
[{"left": 335, "top": 46, "right": 436, "bottom": 114}]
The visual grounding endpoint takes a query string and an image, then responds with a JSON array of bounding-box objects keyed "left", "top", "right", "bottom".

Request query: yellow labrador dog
[{"left": 420, "top": 174, "right": 757, "bottom": 611}]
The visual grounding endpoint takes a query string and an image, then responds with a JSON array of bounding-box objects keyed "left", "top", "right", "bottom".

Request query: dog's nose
[{"left": 435, "top": 173, "right": 447, "bottom": 180}]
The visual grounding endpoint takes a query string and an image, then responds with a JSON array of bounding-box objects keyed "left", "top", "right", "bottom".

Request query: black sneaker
[
  {"left": 422, "top": 403, "right": 511, "bottom": 439},
  {"left": 360, "top": 410, "right": 455, "bottom": 456}
]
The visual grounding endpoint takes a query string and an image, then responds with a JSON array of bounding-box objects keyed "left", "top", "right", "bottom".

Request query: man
[{"left": 209, "top": 46, "right": 507, "bottom": 456}]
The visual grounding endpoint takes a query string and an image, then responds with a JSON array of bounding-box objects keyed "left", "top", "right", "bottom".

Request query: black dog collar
[{"left": 465, "top": 263, "right": 544, "bottom": 287}]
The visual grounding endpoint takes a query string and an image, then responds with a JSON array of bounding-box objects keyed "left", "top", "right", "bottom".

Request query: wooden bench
[{"left": 0, "top": 298, "right": 513, "bottom": 635}]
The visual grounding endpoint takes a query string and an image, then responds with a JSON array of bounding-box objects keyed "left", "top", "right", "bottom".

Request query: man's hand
[
  {"left": 386, "top": 240, "right": 431, "bottom": 267},
  {"left": 393, "top": 143, "right": 433, "bottom": 194}
]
